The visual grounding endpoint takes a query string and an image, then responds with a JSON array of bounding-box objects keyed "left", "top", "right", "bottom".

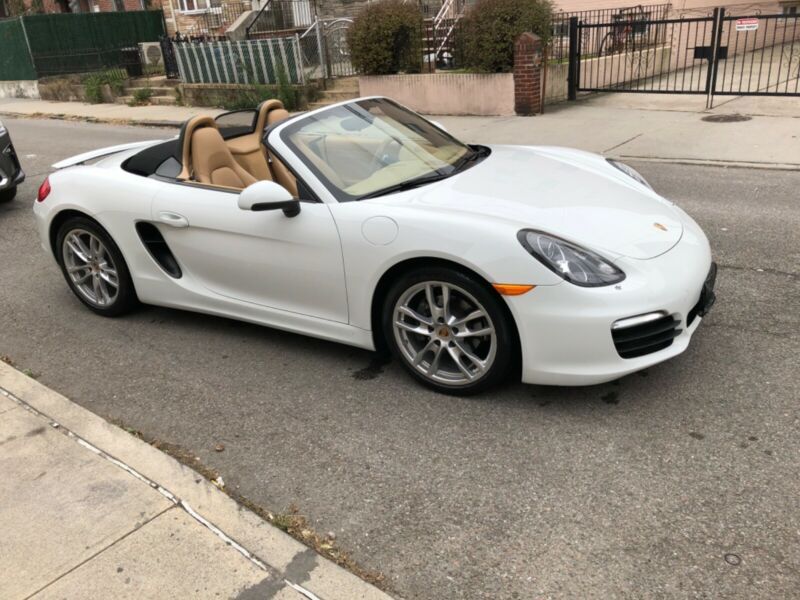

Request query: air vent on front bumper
[{"left": 612, "top": 314, "right": 682, "bottom": 359}]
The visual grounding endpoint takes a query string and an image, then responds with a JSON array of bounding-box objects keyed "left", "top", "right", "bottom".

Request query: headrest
[
  {"left": 177, "top": 115, "right": 218, "bottom": 181},
  {"left": 267, "top": 108, "right": 290, "bottom": 126}
]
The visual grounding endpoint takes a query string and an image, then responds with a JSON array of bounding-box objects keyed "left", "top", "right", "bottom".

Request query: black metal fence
[
  {"left": 246, "top": 0, "right": 315, "bottom": 39},
  {"left": 549, "top": 3, "right": 671, "bottom": 63},
  {"left": 567, "top": 8, "right": 800, "bottom": 104},
  {"left": 194, "top": 0, "right": 251, "bottom": 38}
]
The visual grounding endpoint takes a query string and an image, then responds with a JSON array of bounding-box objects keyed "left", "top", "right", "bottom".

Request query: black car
[{"left": 0, "top": 119, "right": 25, "bottom": 203}]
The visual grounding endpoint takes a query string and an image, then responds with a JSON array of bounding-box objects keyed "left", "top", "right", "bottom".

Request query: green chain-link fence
[{"left": 0, "top": 11, "right": 165, "bottom": 81}]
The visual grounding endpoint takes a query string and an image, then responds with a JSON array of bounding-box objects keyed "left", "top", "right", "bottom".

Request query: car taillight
[{"left": 37, "top": 177, "right": 51, "bottom": 202}]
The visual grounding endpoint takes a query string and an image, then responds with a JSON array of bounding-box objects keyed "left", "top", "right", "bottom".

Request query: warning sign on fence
[{"left": 735, "top": 18, "right": 759, "bottom": 32}]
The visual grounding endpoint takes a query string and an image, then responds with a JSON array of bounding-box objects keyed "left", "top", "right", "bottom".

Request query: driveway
[{"left": 1, "top": 117, "right": 798, "bottom": 599}]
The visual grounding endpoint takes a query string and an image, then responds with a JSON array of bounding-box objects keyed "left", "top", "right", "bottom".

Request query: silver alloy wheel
[
  {"left": 62, "top": 228, "right": 119, "bottom": 308},
  {"left": 393, "top": 281, "right": 497, "bottom": 386}
]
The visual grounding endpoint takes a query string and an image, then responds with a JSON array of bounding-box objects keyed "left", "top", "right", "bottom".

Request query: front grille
[{"left": 612, "top": 315, "right": 682, "bottom": 359}]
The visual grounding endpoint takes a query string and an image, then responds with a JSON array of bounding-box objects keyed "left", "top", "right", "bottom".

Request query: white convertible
[{"left": 33, "top": 97, "right": 716, "bottom": 394}]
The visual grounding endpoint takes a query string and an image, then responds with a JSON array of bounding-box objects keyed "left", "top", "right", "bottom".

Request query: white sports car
[{"left": 33, "top": 97, "right": 716, "bottom": 394}]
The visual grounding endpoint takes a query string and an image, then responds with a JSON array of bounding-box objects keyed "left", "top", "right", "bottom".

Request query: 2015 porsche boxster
[{"left": 33, "top": 97, "right": 715, "bottom": 394}]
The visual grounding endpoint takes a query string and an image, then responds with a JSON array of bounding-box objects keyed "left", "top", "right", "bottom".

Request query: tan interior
[
  {"left": 178, "top": 102, "right": 298, "bottom": 195},
  {"left": 177, "top": 115, "right": 218, "bottom": 182},
  {"left": 265, "top": 107, "right": 297, "bottom": 197},
  {"left": 192, "top": 127, "right": 258, "bottom": 189},
  {"left": 226, "top": 99, "right": 283, "bottom": 182}
]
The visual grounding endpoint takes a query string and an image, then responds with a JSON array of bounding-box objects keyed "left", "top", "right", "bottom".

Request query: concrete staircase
[
  {"left": 307, "top": 77, "right": 360, "bottom": 110},
  {"left": 116, "top": 76, "right": 180, "bottom": 107}
]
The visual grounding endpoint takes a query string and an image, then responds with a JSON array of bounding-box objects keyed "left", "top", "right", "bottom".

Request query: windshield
[{"left": 279, "top": 98, "right": 474, "bottom": 201}]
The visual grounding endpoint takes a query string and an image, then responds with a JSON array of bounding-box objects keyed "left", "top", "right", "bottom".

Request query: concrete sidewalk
[
  {"left": 0, "top": 98, "right": 224, "bottom": 128},
  {"left": 1, "top": 95, "right": 797, "bottom": 169},
  {"left": 0, "top": 362, "right": 391, "bottom": 600}
]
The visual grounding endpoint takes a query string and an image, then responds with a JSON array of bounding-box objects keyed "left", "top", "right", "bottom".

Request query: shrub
[
  {"left": 83, "top": 70, "right": 127, "bottom": 104},
  {"left": 217, "top": 81, "right": 315, "bottom": 112},
  {"left": 459, "top": 0, "right": 553, "bottom": 73},
  {"left": 128, "top": 87, "right": 153, "bottom": 106},
  {"left": 348, "top": 0, "right": 422, "bottom": 75}
]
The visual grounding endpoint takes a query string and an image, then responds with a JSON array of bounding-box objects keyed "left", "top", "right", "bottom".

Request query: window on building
[
  {"left": 782, "top": 2, "right": 799, "bottom": 16},
  {"left": 179, "top": 0, "right": 212, "bottom": 13},
  {"left": 114, "top": 0, "right": 126, "bottom": 11}
]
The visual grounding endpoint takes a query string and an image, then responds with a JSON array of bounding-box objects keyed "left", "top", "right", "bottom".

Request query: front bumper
[
  {"left": 0, "top": 133, "right": 25, "bottom": 191},
  {"left": 509, "top": 227, "right": 715, "bottom": 386}
]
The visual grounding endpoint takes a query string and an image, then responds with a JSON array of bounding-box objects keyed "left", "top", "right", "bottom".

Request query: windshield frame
[{"left": 277, "top": 97, "right": 478, "bottom": 203}]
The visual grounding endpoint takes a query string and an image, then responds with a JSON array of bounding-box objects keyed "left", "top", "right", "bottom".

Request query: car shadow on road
[{"left": 121, "top": 300, "right": 695, "bottom": 419}]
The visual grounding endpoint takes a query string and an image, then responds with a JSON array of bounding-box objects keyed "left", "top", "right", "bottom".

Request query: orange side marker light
[{"left": 492, "top": 284, "right": 536, "bottom": 296}]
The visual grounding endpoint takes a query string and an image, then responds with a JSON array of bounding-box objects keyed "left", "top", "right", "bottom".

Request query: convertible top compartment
[{"left": 122, "top": 139, "right": 181, "bottom": 177}]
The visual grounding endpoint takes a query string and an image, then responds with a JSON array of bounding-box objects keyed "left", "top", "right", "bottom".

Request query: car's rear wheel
[
  {"left": 55, "top": 216, "right": 138, "bottom": 317},
  {"left": 0, "top": 186, "right": 16, "bottom": 203},
  {"left": 383, "top": 267, "right": 515, "bottom": 395}
]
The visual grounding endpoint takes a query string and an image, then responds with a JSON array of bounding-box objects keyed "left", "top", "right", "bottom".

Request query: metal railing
[
  {"left": 549, "top": 3, "right": 671, "bottom": 63},
  {"left": 246, "top": 0, "right": 315, "bottom": 39},
  {"left": 196, "top": 0, "right": 250, "bottom": 37}
]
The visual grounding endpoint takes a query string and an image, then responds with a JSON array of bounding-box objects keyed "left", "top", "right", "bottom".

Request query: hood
[{"left": 397, "top": 145, "right": 684, "bottom": 260}]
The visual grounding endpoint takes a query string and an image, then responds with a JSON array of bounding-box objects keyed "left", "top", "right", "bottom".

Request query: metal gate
[
  {"left": 297, "top": 18, "right": 356, "bottom": 80},
  {"left": 568, "top": 8, "right": 800, "bottom": 105}
]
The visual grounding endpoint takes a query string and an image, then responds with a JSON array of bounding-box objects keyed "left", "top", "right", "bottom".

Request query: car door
[{"left": 151, "top": 183, "right": 348, "bottom": 323}]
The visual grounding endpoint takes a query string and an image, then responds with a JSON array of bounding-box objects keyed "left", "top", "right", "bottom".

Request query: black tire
[
  {"left": 598, "top": 32, "right": 616, "bottom": 57},
  {"left": 382, "top": 267, "right": 516, "bottom": 396},
  {"left": 0, "top": 186, "right": 16, "bottom": 203},
  {"left": 55, "top": 216, "right": 139, "bottom": 317}
]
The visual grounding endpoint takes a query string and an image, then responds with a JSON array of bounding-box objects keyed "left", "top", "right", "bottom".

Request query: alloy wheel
[
  {"left": 393, "top": 281, "right": 497, "bottom": 386},
  {"left": 62, "top": 228, "right": 119, "bottom": 308}
]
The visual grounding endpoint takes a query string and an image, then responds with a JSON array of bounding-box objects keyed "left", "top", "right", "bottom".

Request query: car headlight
[
  {"left": 517, "top": 230, "right": 626, "bottom": 287},
  {"left": 607, "top": 159, "right": 652, "bottom": 190}
]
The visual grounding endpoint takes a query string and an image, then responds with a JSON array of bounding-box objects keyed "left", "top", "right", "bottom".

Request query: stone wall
[
  {"left": 358, "top": 73, "right": 516, "bottom": 116},
  {"left": 0, "top": 80, "right": 40, "bottom": 99},
  {"left": 359, "top": 32, "right": 545, "bottom": 117}
]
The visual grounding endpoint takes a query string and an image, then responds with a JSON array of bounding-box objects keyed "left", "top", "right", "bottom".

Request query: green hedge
[
  {"left": 459, "top": 0, "right": 553, "bottom": 73},
  {"left": 348, "top": 0, "right": 422, "bottom": 76}
]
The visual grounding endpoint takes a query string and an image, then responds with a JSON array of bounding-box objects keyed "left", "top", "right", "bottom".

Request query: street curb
[
  {"left": 0, "top": 110, "right": 183, "bottom": 129},
  {"left": 0, "top": 362, "right": 392, "bottom": 600}
]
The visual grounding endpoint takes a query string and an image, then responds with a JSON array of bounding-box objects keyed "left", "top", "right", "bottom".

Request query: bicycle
[{"left": 598, "top": 5, "right": 649, "bottom": 56}]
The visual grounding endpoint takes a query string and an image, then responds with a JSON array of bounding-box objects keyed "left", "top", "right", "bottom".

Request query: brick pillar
[{"left": 513, "top": 32, "right": 543, "bottom": 116}]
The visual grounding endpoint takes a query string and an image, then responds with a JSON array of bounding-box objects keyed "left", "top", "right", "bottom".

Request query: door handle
[{"left": 157, "top": 211, "right": 189, "bottom": 228}]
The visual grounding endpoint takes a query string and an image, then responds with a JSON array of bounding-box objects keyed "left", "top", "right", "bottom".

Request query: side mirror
[
  {"left": 430, "top": 120, "right": 447, "bottom": 133},
  {"left": 238, "top": 181, "right": 300, "bottom": 217}
]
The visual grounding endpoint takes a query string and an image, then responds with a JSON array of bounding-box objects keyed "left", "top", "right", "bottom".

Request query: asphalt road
[{"left": 1, "top": 117, "right": 798, "bottom": 599}]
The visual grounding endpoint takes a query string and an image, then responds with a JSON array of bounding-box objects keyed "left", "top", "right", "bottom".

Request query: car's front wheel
[
  {"left": 383, "top": 267, "right": 516, "bottom": 395},
  {"left": 55, "top": 216, "right": 138, "bottom": 317},
  {"left": 0, "top": 186, "right": 16, "bottom": 203}
]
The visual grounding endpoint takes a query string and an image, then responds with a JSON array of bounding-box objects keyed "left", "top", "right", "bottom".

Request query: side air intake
[{"left": 135, "top": 222, "right": 182, "bottom": 279}]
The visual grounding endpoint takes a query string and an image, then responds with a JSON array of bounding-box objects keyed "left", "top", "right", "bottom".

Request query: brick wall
[{"left": 513, "top": 32, "right": 543, "bottom": 116}]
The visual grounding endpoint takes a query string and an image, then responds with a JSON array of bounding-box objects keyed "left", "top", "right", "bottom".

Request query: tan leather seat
[
  {"left": 266, "top": 108, "right": 298, "bottom": 198},
  {"left": 226, "top": 99, "right": 283, "bottom": 182},
  {"left": 191, "top": 127, "right": 257, "bottom": 190}
]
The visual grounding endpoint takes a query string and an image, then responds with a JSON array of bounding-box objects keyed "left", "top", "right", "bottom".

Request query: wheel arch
[
  {"left": 369, "top": 257, "right": 522, "bottom": 364},
  {"left": 48, "top": 209, "right": 102, "bottom": 262}
]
